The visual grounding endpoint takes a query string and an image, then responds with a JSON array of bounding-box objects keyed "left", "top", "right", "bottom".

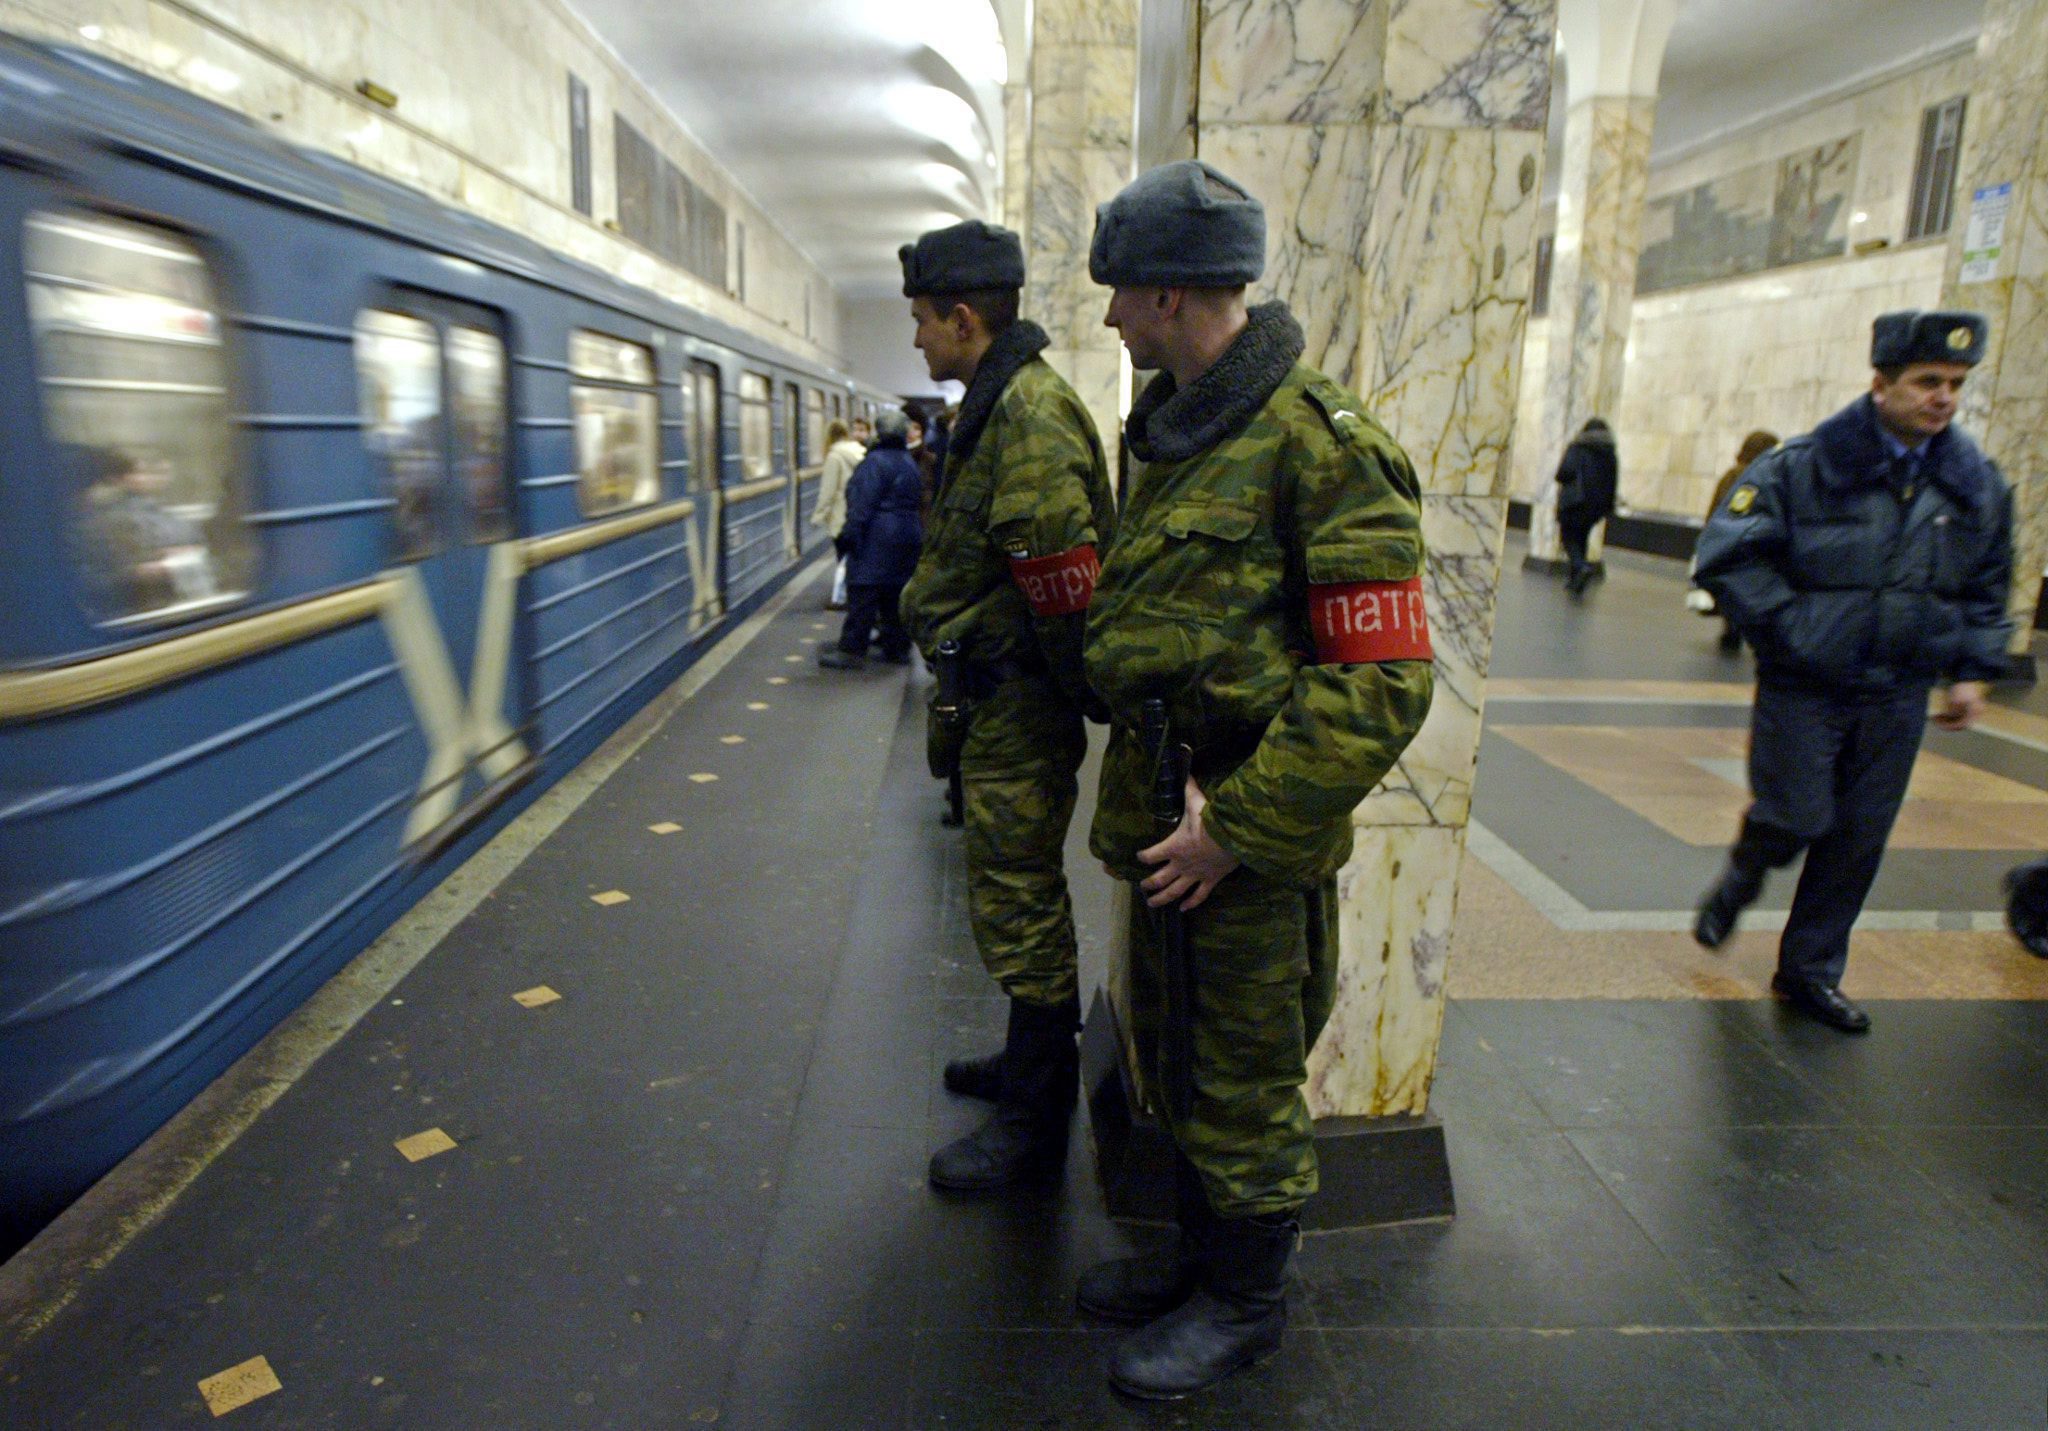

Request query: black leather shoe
[
  {"left": 1107, "top": 1212, "right": 1295, "bottom": 1401},
  {"left": 941, "top": 1048, "right": 1002, "bottom": 1101},
  {"left": 817, "top": 648, "right": 864, "bottom": 670},
  {"left": 1694, "top": 860, "right": 1765, "bottom": 948},
  {"left": 1771, "top": 973, "right": 1870, "bottom": 1033},
  {"left": 929, "top": 997, "right": 1079, "bottom": 1192}
]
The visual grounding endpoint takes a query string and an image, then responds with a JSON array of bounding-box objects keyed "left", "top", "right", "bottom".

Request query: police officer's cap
[
  {"left": 899, "top": 221, "right": 1025, "bottom": 298},
  {"left": 1089, "top": 160, "right": 1266, "bottom": 288},
  {"left": 1871, "top": 309, "right": 1988, "bottom": 369}
]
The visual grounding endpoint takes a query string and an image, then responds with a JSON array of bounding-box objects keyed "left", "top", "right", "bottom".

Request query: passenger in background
[
  {"left": 1693, "top": 310, "right": 2011, "bottom": 1033},
  {"left": 819, "top": 409, "right": 922, "bottom": 669},
  {"left": 852, "top": 415, "right": 874, "bottom": 450},
  {"left": 72, "top": 446, "right": 213, "bottom": 617},
  {"left": 814, "top": 418, "right": 865, "bottom": 610},
  {"left": 1705, "top": 430, "right": 1780, "bottom": 650},
  {"left": 1553, "top": 417, "right": 1618, "bottom": 596},
  {"left": 906, "top": 413, "right": 939, "bottom": 525},
  {"left": 927, "top": 404, "right": 954, "bottom": 486}
]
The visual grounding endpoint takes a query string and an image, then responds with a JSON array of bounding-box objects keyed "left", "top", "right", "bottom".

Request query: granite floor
[{"left": 1, "top": 552, "right": 2046, "bottom": 1428}]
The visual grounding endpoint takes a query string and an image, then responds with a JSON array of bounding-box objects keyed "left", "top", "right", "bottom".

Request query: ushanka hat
[
  {"left": 899, "top": 220, "right": 1026, "bottom": 297},
  {"left": 1089, "top": 160, "right": 1266, "bottom": 288},
  {"left": 1871, "top": 309, "right": 1988, "bottom": 368}
]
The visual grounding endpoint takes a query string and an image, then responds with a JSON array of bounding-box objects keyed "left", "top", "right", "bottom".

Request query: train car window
[
  {"left": 830, "top": 392, "right": 843, "bottom": 423},
  {"left": 681, "top": 359, "right": 721, "bottom": 492},
  {"left": 804, "top": 388, "right": 826, "bottom": 466},
  {"left": 783, "top": 382, "right": 800, "bottom": 469},
  {"left": 738, "top": 371, "right": 771, "bottom": 480},
  {"left": 355, "top": 308, "right": 444, "bottom": 561},
  {"left": 26, "top": 211, "right": 254, "bottom": 625},
  {"left": 449, "top": 325, "right": 510, "bottom": 542},
  {"left": 569, "top": 330, "right": 658, "bottom": 516}
]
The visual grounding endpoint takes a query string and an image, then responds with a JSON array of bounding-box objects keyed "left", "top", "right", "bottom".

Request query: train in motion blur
[{"left": 0, "top": 33, "right": 887, "bottom": 1252}]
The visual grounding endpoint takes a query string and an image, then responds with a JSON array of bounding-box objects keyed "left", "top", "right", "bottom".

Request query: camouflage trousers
[
  {"left": 1125, "top": 869, "right": 1339, "bottom": 1217},
  {"left": 957, "top": 676, "right": 1088, "bottom": 1009}
]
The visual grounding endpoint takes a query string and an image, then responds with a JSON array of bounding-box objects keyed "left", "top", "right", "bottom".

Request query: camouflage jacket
[
  {"left": 1086, "top": 304, "right": 1434, "bottom": 888},
  {"left": 901, "top": 324, "right": 1117, "bottom": 706}
]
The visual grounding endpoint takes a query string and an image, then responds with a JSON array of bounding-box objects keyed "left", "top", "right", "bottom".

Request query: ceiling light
[{"left": 79, "top": 24, "right": 103, "bottom": 40}]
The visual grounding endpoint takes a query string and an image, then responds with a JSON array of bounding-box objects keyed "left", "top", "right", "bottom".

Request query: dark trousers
[
  {"left": 1560, "top": 513, "right": 1596, "bottom": 587},
  {"left": 839, "top": 581, "right": 907, "bottom": 659},
  {"left": 1736, "top": 682, "right": 1927, "bottom": 985}
]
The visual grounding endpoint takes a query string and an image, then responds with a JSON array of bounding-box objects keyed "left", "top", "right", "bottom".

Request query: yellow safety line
[{"left": 0, "top": 577, "right": 400, "bottom": 725}]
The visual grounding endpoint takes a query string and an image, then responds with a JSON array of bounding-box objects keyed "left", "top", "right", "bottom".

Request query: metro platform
[{"left": 2, "top": 544, "right": 2046, "bottom": 1429}]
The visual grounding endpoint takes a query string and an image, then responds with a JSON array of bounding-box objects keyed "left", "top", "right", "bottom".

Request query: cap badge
[{"left": 1948, "top": 326, "right": 1974, "bottom": 352}]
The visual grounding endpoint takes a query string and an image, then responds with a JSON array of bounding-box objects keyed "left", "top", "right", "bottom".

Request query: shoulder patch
[{"left": 1729, "top": 485, "right": 1757, "bottom": 515}]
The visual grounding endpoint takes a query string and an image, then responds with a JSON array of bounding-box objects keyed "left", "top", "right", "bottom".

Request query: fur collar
[
  {"left": 1127, "top": 303, "right": 1305, "bottom": 463},
  {"left": 948, "top": 319, "right": 1051, "bottom": 467},
  {"left": 1812, "top": 395, "right": 1996, "bottom": 514}
]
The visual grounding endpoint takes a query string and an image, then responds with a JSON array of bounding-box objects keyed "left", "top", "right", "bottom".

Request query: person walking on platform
[
  {"left": 1692, "top": 310, "right": 2013, "bottom": 1033},
  {"left": 1078, "top": 161, "right": 1433, "bottom": 1401},
  {"left": 1703, "top": 430, "right": 1780, "bottom": 650},
  {"left": 814, "top": 418, "right": 866, "bottom": 610},
  {"left": 819, "top": 409, "right": 922, "bottom": 670},
  {"left": 896, "top": 220, "right": 1118, "bottom": 1193},
  {"left": 1553, "top": 417, "right": 1618, "bottom": 595}
]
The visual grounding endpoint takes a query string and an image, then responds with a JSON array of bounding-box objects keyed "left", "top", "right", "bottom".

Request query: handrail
[
  {"left": 723, "top": 475, "right": 789, "bottom": 502},
  {"left": 517, "top": 497, "right": 696, "bottom": 570}
]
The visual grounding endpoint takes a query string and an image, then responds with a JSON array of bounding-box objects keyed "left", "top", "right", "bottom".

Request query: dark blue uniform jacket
[
  {"left": 1694, "top": 394, "right": 2013, "bottom": 695},
  {"left": 839, "top": 436, "right": 925, "bottom": 587}
]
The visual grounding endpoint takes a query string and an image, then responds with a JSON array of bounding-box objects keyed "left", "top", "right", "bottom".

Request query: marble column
[
  {"left": 1110, "top": 0, "right": 1555, "bottom": 1138},
  {"left": 1520, "top": 0, "right": 1677, "bottom": 566},
  {"left": 1002, "top": 82, "right": 1032, "bottom": 239},
  {"left": 1022, "top": 0, "right": 1139, "bottom": 456},
  {"left": 1941, "top": 0, "right": 2048, "bottom": 655}
]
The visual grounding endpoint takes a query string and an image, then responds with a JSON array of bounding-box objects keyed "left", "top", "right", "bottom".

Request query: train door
[
  {"left": 682, "top": 357, "right": 724, "bottom": 622},
  {"left": 783, "top": 379, "right": 802, "bottom": 556},
  {"left": 354, "top": 295, "right": 528, "bottom": 849}
]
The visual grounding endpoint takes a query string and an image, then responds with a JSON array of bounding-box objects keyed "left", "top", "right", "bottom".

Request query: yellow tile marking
[
  {"left": 747, "top": 702, "right": 770, "bottom": 711},
  {"left": 720, "top": 735, "right": 745, "bottom": 745},
  {"left": 767, "top": 677, "right": 789, "bottom": 686},
  {"left": 810, "top": 622, "right": 826, "bottom": 630},
  {"left": 512, "top": 986, "right": 561, "bottom": 1008},
  {"left": 590, "top": 889, "right": 632, "bottom": 906},
  {"left": 648, "top": 821, "right": 682, "bottom": 835},
  {"left": 394, "top": 1128, "right": 457, "bottom": 1162},
  {"left": 800, "top": 637, "right": 818, "bottom": 645},
  {"left": 198, "top": 1355, "right": 282, "bottom": 1417},
  {"left": 689, "top": 773, "right": 720, "bottom": 784}
]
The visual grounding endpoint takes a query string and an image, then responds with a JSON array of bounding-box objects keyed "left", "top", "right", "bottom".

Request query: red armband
[
  {"left": 1009, "top": 545, "right": 1100, "bottom": 617},
  {"left": 1307, "top": 576, "right": 1433, "bottom": 663}
]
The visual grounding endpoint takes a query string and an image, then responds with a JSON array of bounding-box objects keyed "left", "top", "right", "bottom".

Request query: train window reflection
[
  {"left": 739, "top": 371, "right": 771, "bottom": 480},
  {"left": 449, "top": 326, "right": 509, "bottom": 542},
  {"left": 26, "top": 211, "right": 253, "bottom": 625},
  {"left": 804, "top": 388, "right": 826, "bottom": 470},
  {"left": 570, "top": 330, "right": 658, "bottom": 516},
  {"left": 355, "top": 308, "right": 443, "bottom": 561}
]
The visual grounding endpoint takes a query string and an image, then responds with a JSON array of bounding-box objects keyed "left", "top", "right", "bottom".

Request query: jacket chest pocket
[{"left": 1148, "top": 501, "right": 1268, "bottom": 609}]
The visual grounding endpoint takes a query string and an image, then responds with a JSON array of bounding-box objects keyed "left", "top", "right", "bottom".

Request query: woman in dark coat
[
  {"left": 1554, "top": 417, "right": 1618, "bottom": 595},
  {"left": 819, "top": 408, "right": 925, "bottom": 669}
]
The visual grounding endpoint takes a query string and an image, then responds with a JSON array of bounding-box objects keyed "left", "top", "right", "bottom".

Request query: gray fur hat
[
  {"left": 1871, "top": 310, "right": 1988, "bottom": 368},
  {"left": 1089, "top": 160, "right": 1266, "bottom": 288},
  {"left": 900, "top": 220, "right": 1025, "bottom": 297},
  {"left": 874, "top": 407, "right": 910, "bottom": 440}
]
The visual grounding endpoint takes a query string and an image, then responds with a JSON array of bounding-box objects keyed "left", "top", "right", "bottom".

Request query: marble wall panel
[
  {"left": 1355, "top": 495, "right": 1506, "bottom": 829},
  {"left": 1136, "top": 0, "right": 1199, "bottom": 169},
  {"left": 1038, "top": 0, "right": 1140, "bottom": 47},
  {"left": 1003, "top": 83, "right": 1032, "bottom": 235},
  {"left": 1357, "top": 125, "right": 1545, "bottom": 498},
  {"left": 1033, "top": 42, "right": 1139, "bottom": 151},
  {"left": 1197, "top": 122, "right": 1374, "bottom": 389},
  {"left": 1027, "top": 147, "right": 1141, "bottom": 348},
  {"left": 1306, "top": 824, "right": 1463, "bottom": 1118},
  {"left": 1382, "top": 0, "right": 1554, "bottom": 131},
  {"left": 1196, "top": 0, "right": 1385, "bottom": 126}
]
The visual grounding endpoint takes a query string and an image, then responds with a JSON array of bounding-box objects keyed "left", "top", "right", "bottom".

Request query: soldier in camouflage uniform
[
  {"left": 1077, "top": 162, "right": 1434, "bottom": 1400},
  {"left": 895, "top": 220, "right": 1119, "bottom": 1193}
]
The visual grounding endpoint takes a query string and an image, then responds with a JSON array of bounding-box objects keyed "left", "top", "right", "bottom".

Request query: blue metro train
[{"left": 0, "top": 34, "right": 888, "bottom": 1249}]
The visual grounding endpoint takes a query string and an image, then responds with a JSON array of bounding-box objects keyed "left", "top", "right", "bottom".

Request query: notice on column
[{"left": 1960, "top": 183, "right": 2012, "bottom": 285}]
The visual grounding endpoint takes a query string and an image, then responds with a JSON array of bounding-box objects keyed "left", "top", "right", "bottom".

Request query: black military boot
[
  {"left": 1106, "top": 1210, "right": 1296, "bottom": 1401},
  {"left": 928, "top": 996, "right": 1078, "bottom": 1192},
  {"left": 941, "top": 1049, "right": 1002, "bottom": 1100},
  {"left": 1077, "top": 1155, "right": 1209, "bottom": 1323}
]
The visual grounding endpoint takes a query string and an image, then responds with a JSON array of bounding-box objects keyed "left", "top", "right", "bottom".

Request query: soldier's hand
[
  {"left": 1138, "top": 776, "right": 1241, "bottom": 911},
  {"left": 1935, "top": 680, "right": 1988, "bottom": 731}
]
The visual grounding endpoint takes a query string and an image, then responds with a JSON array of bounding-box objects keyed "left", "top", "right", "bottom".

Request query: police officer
[
  {"left": 897, "top": 220, "right": 1118, "bottom": 1191},
  {"left": 1693, "top": 310, "right": 2013, "bottom": 1032},
  {"left": 1077, "top": 162, "right": 1434, "bottom": 1400}
]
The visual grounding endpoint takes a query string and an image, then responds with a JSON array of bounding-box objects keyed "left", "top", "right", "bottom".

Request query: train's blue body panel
[{"left": 0, "top": 34, "right": 873, "bottom": 1248}]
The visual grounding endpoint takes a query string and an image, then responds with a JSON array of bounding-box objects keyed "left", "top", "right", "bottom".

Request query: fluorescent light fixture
[{"left": 79, "top": 24, "right": 103, "bottom": 40}]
